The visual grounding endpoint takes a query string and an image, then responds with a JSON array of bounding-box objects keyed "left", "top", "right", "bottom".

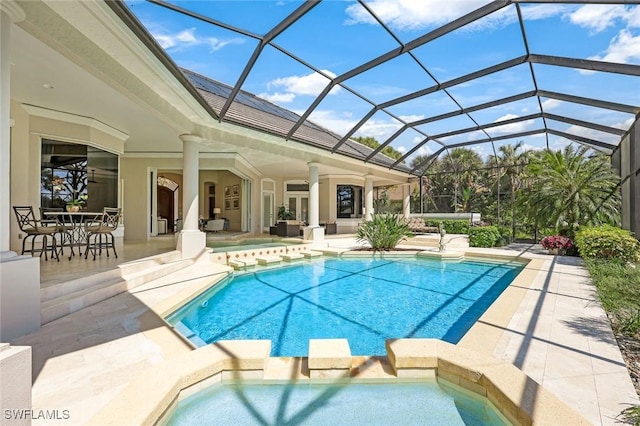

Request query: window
[
  {"left": 40, "top": 139, "right": 118, "bottom": 211},
  {"left": 337, "top": 185, "right": 363, "bottom": 218}
]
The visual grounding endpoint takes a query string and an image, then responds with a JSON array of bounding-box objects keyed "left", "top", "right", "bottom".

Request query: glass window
[
  {"left": 41, "top": 139, "right": 118, "bottom": 211},
  {"left": 286, "top": 183, "right": 309, "bottom": 192},
  {"left": 337, "top": 185, "right": 363, "bottom": 218}
]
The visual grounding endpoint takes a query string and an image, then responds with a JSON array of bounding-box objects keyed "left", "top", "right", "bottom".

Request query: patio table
[{"left": 43, "top": 211, "right": 102, "bottom": 260}]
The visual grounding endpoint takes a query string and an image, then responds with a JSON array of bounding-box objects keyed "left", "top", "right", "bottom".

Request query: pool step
[
  {"left": 320, "top": 248, "right": 350, "bottom": 256},
  {"left": 282, "top": 253, "right": 304, "bottom": 261},
  {"left": 302, "top": 250, "right": 323, "bottom": 258},
  {"left": 256, "top": 256, "right": 282, "bottom": 265},
  {"left": 228, "top": 259, "right": 258, "bottom": 270}
]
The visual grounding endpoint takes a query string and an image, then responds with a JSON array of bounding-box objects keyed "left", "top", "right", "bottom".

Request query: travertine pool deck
[{"left": 9, "top": 240, "right": 639, "bottom": 425}]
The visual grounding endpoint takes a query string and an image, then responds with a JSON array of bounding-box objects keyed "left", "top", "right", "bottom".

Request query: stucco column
[
  {"left": 1, "top": 0, "right": 39, "bottom": 346},
  {"left": 176, "top": 134, "right": 206, "bottom": 258},
  {"left": 304, "top": 162, "right": 324, "bottom": 242},
  {"left": 0, "top": 2, "right": 24, "bottom": 258},
  {"left": 308, "top": 162, "right": 319, "bottom": 228},
  {"left": 364, "top": 175, "right": 374, "bottom": 220},
  {"left": 402, "top": 183, "right": 411, "bottom": 219}
]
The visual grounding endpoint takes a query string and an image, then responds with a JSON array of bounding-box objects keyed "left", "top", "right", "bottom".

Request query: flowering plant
[{"left": 540, "top": 235, "right": 572, "bottom": 250}]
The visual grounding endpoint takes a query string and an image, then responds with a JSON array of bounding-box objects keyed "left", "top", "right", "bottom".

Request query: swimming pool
[
  {"left": 207, "top": 238, "right": 302, "bottom": 251},
  {"left": 162, "top": 381, "right": 508, "bottom": 425},
  {"left": 168, "top": 256, "right": 524, "bottom": 356}
]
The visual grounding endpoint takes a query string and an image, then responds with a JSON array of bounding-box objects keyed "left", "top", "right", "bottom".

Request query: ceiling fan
[{"left": 88, "top": 169, "right": 100, "bottom": 184}]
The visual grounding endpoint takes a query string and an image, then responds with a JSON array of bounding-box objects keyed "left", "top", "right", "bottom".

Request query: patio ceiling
[{"left": 119, "top": 0, "right": 640, "bottom": 177}]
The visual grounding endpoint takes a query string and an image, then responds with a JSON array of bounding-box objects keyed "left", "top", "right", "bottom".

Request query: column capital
[
  {"left": 179, "top": 133, "right": 203, "bottom": 144},
  {"left": 364, "top": 174, "right": 375, "bottom": 180},
  {"left": 307, "top": 161, "right": 320, "bottom": 169},
  {"left": 0, "top": 1, "right": 25, "bottom": 22}
]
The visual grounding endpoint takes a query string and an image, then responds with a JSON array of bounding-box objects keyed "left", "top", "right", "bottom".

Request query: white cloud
[
  {"left": 152, "top": 28, "right": 243, "bottom": 52},
  {"left": 257, "top": 92, "right": 296, "bottom": 104},
  {"left": 308, "top": 110, "right": 357, "bottom": 136},
  {"left": 397, "top": 146, "right": 407, "bottom": 154},
  {"left": 568, "top": 5, "right": 627, "bottom": 33},
  {"left": 521, "top": 4, "right": 574, "bottom": 21},
  {"left": 519, "top": 143, "right": 544, "bottom": 152},
  {"left": 589, "top": 30, "right": 640, "bottom": 64},
  {"left": 490, "top": 113, "right": 534, "bottom": 134},
  {"left": 268, "top": 70, "right": 338, "bottom": 97},
  {"left": 345, "top": 0, "right": 485, "bottom": 31},
  {"left": 399, "top": 114, "right": 426, "bottom": 123},
  {"left": 541, "top": 98, "right": 561, "bottom": 110},
  {"left": 565, "top": 125, "right": 619, "bottom": 144},
  {"left": 358, "top": 118, "right": 403, "bottom": 141},
  {"left": 259, "top": 70, "right": 341, "bottom": 109}
]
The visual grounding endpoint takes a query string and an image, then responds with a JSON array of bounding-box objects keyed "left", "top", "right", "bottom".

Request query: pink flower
[{"left": 541, "top": 235, "right": 572, "bottom": 250}]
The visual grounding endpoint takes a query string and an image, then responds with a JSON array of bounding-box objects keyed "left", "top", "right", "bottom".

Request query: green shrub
[
  {"left": 497, "top": 226, "right": 512, "bottom": 246},
  {"left": 468, "top": 226, "right": 501, "bottom": 248},
  {"left": 424, "top": 219, "right": 469, "bottom": 234},
  {"left": 356, "top": 214, "right": 413, "bottom": 251},
  {"left": 575, "top": 225, "right": 640, "bottom": 263}
]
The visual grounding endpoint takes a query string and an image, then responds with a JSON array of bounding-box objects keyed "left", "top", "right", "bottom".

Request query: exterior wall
[
  {"left": 120, "top": 157, "right": 183, "bottom": 241},
  {"left": 9, "top": 101, "right": 126, "bottom": 251},
  {"left": 9, "top": 102, "right": 35, "bottom": 253},
  {"left": 319, "top": 176, "right": 330, "bottom": 223}
]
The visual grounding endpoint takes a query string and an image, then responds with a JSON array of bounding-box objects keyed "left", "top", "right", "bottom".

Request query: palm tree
[
  {"left": 489, "top": 142, "right": 530, "bottom": 239},
  {"left": 523, "top": 145, "right": 620, "bottom": 237},
  {"left": 443, "top": 148, "right": 483, "bottom": 212}
]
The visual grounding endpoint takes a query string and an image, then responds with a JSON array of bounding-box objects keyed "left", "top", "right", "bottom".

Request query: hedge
[
  {"left": 468, "top": 226, "right": 501, "bottom": 248},
  {"left": 575, "top": 225, "right": 640, "bottom": 263}
]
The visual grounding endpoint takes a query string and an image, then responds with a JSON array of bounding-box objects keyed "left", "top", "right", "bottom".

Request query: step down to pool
[
  {"left": 256, "top": 256, "right": 282, "bottom": 265},
  {"left": 281, "top": 253, "right": 304, "bottom": 261},
  {"left": 302, "top": 250, "right": 323, "bottom": 258},
  {"left": 320, "top": 248, "right": 350, "bottom": 256},
  {"left": 228, "top": 259, "right": 258, "bottom": 270},
  {"left": 417, "top": 251, "right": 465, "bottom": 261}
]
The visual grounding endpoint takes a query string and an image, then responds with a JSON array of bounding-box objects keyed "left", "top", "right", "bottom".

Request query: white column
[
  {"left": 0, "top": 0, "right": 40, "bottom": 343},
  {"left": 176, "top": 134, "right": 206, "bottom": 259},
  {"left": 364, "top": 175, "right": 374, "bottom": 220},
  {"left": 308, "top": 162, "right": 319, "bottom": 228},
  {"left": 0, "top": 2, "right": 24, "bottom": 259},
  {"left": 402, "top": 183, "right": 411, "bottom": 219},
  {"left": 304, "top": 162, "right": 324, "bottom": 242}
]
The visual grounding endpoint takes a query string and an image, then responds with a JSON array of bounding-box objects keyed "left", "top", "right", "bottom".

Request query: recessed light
[{"left": 42, "top": 83, "right": 55, "bottom": 89}]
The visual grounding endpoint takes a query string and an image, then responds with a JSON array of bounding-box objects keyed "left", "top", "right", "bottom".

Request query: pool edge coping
[{"left": 87, "top": 338, "right": 589, "bottom": 426}]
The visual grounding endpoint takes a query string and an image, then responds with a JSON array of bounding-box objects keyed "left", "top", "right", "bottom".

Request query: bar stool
[
  {"left": 84, "top": 207, "right": 121, "bottom": 260},
  {"left": 13, "top": 206, "right": 59, "bottom": 261},
  {"left": 40, "top": 207, "right": 75, "bottom": 259}
]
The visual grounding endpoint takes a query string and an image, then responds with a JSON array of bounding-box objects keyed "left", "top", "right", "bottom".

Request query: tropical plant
[
  {"left": 489, "top": 142, "right": 530, "bottom": 239},
  {"left": 522, "top": 145, "right": 621, "bottom": 237},
  {"left": 276, "top": 205, "right": 296, "bottom": 221},
  {"left": 352, "top": 136, "right": 404, "bottom": 161},
  {"left": 356, "top": 214, "right": 413, "bottom": 251},
  {"left": 468, "top": 226, "right": 501, "bottom": 247},
  {"left": 540, "top": 235, "right": 573, "bottom": 250},
  {"left": 575, "top": 225, "right": 640, "bottom": 263}
]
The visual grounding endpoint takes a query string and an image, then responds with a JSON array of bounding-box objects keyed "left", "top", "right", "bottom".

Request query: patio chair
[
  {"left": 84, "top": 207, "right": 121, "bottom": 260},
  {"left": 13, "top": 206, "right": 59, "bottom": 261},
  {"left": 40, "top": 207, "right": 76, "bottom": 259}
]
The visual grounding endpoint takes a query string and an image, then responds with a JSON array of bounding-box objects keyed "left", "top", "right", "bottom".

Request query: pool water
[
  {"left": 168, "top": 257, "right": 524, "bottom": 356},
  {"left": 162, "top": 381, "right": 508, "bottom": 425}
]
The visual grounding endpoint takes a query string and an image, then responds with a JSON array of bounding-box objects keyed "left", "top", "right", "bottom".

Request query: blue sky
[{"left": 128, "top": 1, "right": 640, "bottom": 162}]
